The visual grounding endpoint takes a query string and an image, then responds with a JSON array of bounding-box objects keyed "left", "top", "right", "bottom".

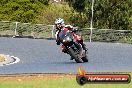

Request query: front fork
[{"left": 73, "top": 42, "right": 84, "bottom": 56}]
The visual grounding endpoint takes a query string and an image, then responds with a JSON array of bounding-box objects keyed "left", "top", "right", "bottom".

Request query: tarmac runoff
[
  {"left": 0, "top": 38, "right": 132, "bottom": 74},
  {"left": 0, "top": 54, "right": 20, "bottom": 66}
]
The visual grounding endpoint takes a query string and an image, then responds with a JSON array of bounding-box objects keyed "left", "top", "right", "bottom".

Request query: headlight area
[
  {"left": 63, "top": 39, "right": 66, "bottom": 43},
  {"left": 66, "top": 37, "right": 72, "bottom": 41},
  {"left": 63, "top": 37, "right": 71, "bottom": 43},
  {"left": 62, "top": 37, "right": 73, "bottom": 46}
]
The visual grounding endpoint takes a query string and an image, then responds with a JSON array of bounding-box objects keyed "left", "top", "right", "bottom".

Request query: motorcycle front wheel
[{"left": 68, "top": 47, "right": 83, "bottom": 63}]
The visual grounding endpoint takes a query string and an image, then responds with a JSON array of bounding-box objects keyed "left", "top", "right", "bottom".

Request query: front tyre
[
  {"left": 68, "top": 47, "right": 83, "bottom": 63},
  {"left": 82, "top": 56, "right": 88, "bottom": 62},
  {"left": 75, "top": 59, "right": 83, "bottom": 63}
]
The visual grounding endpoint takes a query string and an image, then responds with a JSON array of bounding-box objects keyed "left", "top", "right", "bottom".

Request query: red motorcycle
[{"left": 58, "top": 28, "right": 88, "bottom": 63}]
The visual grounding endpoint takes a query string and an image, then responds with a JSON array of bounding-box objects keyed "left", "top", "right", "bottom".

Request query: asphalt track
[{"left": 0, "top": 37, "right": 132, "bottom": 74}]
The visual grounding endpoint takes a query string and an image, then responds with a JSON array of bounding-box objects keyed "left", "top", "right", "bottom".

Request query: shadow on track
[{"left": 48, "top": 61, "right": 78, "bottom": 65}]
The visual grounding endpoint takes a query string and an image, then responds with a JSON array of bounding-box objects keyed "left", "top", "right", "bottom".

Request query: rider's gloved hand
[
  {"left": 56, "top": 42, "right": 60, "bottom": 45},
  {"left": 56, "top": 39, "right": 60, "bottom": 45}
]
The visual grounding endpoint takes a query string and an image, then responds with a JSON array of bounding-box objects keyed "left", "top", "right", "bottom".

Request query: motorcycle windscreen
[
  {"left": 59, "top": 30, "right": 67, "bottom": 40},
  {"left": 59, "top": 30, "right": 73, "bottom": 41}
]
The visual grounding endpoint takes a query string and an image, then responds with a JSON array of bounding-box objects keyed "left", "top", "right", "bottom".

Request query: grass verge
[{"left": 0, "top": 73, "right": 131, "bottom": 88}]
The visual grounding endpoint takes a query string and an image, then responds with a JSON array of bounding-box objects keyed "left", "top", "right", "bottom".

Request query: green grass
[{"left": 0, "top": 74, "right": 131, "bottom": 88}]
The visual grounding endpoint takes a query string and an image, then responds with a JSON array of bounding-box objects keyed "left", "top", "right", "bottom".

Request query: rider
[
  {"left": 54, "top": 18, "right": 65, "bottom": 45},
  {"left": 54, "top": 18, "right": 87, "bottom": 51}
]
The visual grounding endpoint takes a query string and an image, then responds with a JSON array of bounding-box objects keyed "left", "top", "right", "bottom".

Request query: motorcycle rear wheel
[{"left": 81, "top": 51, "right": 88, "bottom": 62}]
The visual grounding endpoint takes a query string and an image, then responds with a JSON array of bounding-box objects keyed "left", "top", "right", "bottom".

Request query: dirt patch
[{"left": 0, "top": 74, "right": 76, "bottom": 81}]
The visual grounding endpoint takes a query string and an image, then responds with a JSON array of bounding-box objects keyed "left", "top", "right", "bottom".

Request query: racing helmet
[
  {"left": 55, "top": 18, "right": 64, "bottom": 25},
  {"left": 55, "top": 18, "right": 65, "bottom": 29}
]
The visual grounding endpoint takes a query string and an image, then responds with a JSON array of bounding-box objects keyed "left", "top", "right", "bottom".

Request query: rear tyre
[
  {"left": 68, "top": 48, "right": 83, "bottom": 63},
  {"left": 81, "top": 50, "right": 88, "bottom": 62}
]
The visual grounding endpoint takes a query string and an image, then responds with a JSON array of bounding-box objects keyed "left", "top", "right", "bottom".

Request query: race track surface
[{"left": 0, "top": 37, "right": 132, "bottom": 74}]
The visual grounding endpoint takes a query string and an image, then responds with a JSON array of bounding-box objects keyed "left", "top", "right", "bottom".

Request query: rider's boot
[
  {"left": 56, "top": 37, "right": 60, "bottom": 45},
  {"left": 82, "top": 43, "right": 88, "bottom": 51}
]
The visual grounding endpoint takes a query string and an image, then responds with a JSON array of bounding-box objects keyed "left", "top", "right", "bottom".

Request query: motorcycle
[{"left": 58, "top": 29, "right": 88, "bottom": 63}]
